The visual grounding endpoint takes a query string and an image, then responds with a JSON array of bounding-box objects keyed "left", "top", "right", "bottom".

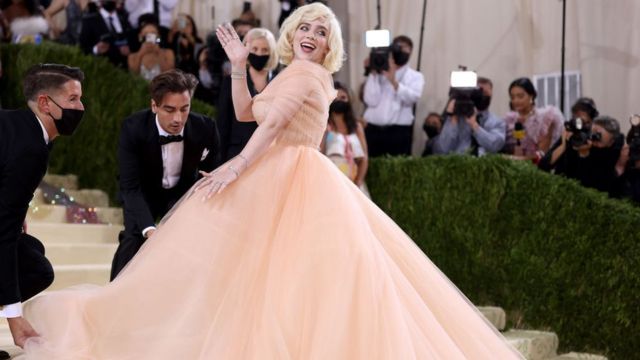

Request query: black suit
[
  {"left": 217, "top": 72, "right": 274, "bottom": 162},
  {"left": 110, "top": 109, "right": 220, "bottom": 279},
  {"left": 0, "top": 110, "right": 54, "bottom": 309},
  {"left": 79, "top": 10, "right": 132, "bottom": 69}
]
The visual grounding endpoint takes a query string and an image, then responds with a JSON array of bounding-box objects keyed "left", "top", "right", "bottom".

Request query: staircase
[
  {"left": 1, "top": 174, "right": 122, "bottom": 358},
  {"left": 0, "top": 175, "right": 607, "bottom": 359}
]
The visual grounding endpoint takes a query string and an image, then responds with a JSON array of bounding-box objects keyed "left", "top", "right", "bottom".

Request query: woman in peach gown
[{"left": 20, "top": 3, "right": 523, "bottom": 359}]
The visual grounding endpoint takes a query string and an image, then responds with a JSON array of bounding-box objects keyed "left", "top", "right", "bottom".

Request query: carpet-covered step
[
  {"left": 27, "top": 204, "right": 123, "bottom": 225},
  {"left": 550, "top": 353, "right": 608, "bottom": 360},
  {"left": 45, "top": 243, "right": 118, "bottom": 265},
  {"left": 43, "top": 174, "right": 78, "bottom": 190},
  {"left": 505, "top": 329, "right": 559, "bottom": 360},
  {"left": 0, "top": 325, "right": 21, "bottom": 358},
  {"left": 32, "top": 188, "right": 110, "bottom": 208},
  {"left": 477, "top": 306, "right": 506, "bottom": 331},
  {"left": 28, "top": 223, "right": 122, "bottom": 244},
  {"left": 50, "top": 264, "right": 111, "bottom": 290}
]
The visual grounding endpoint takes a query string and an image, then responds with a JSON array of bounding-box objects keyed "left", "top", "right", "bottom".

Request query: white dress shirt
[
  {"left": 156, "top": 116, "right": 184, "bottom": 189},
  {"left": 0, "top": 115, "right": 49, "bottom": 318},
  {"left": 125, "top": 0, "right": 179, "bottom": 28},
  {"left": 363, "top": 65, "right": 425, "bottom": 126}
]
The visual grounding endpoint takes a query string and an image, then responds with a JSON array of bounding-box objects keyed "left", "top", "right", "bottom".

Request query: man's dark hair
[
  {"left": 571, "top": 97, "right": 599, "bottom": 120},
  {"left": 594, "top": 115, "right": 621, "bottom": 137},
  {"left": 392, "top": 35, "right": 413, "bottom": 50},
  {"left": 478, "top": 76, "right": 493, "bottom": 88},
  {"left": 23, "top": 64, "right": 84, "bottom": 102},
  {"left": 149, "top": 69, "right": 199, "bottom": 105}
]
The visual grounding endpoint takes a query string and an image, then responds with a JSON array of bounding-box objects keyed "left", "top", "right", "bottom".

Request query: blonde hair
[
  {"left": 243, "top": 28, "right": 279, "bottom": 72},
  {"left": 276, "top": 2, "right": 344, "bottom": 73}
]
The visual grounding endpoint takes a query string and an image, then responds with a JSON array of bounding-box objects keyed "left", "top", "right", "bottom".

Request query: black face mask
[
  {"left": 392, "top": 48, "right": 410, "bottom": 66},
  {"left": 248, "top": 53, "right": 270, "bottom": 71},
  {"left": 423, "top": 124, "right": 440, "bottom": 138},
  {"left": 475, "top": 95, "right": 492, "bottom": 112},
  {"left": 102, "top": 1, "right": 117, "bottom": 12},
  {"left": 330, "top": 100, "right": 350, "bottom": 114},
  {"left": 47, "top": 96, "right": 85, "bottom": 136}
]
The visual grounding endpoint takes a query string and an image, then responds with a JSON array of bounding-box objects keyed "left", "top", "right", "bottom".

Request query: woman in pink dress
[{"left": 20, "top": 3, "right": 523, "bottom": 359}]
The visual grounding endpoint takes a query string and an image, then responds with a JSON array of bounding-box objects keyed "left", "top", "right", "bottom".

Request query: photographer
[
  {"left": 363, "top": 35, "right": 424, "bottom": 157},
  {"left": 432, "top": 77, "right": 505, "bottom": 156},
  {"left": 128, "top": 22, "right": 175, "bottom": 81},
  {"left": 539, "top": 115, "right": 626, "bottom": 196},
  {"left": 168, "top": 14, "right": 202, "bottom": 76},
  {"left": 79, "top": 0, "right": 131, "bottom": 68},
  {"left": 617, "top": 115, "right": 640, "bottom": 203}
]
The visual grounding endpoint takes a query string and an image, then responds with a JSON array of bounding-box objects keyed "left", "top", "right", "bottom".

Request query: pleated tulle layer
[{"left": 20, "top": 144, "right": 523, "bottom": 359}]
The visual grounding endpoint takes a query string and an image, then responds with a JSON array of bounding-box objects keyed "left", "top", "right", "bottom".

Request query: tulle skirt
[{"left": 21, "top": 144, "right": 522, "bottom": 359}]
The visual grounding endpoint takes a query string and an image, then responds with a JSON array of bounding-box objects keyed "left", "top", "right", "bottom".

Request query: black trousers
[
  {"left": 365, "top": 124, "right": 413, "bottom": 157},
  {"left": 110, "top": 230, "right": 145, "bottom": 280},
  {"left": 17, "top": 233, "right": 54, "bottom": 302}
]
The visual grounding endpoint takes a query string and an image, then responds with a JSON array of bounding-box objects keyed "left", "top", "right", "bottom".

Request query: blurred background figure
[
  {"left": 323, "top": 81, "right": 369, "bottom": 195},
  {"left": 43, "top": 0, "right": 89, "bottom": 45},
  {"left": 128, "top": 22, "right": 174, "bottom": 81},
  {"left": 1, "top": 0, "right": 49, "bottom": 43},
  {"left": 421, "top": 112, "right": 442, "bottom": 157},
  {"left": 502, "top": 77, "right": 564, "bottom": 162},
  {"left": 539, "top": 115, "right": 626, "bottom": 196},
  {"left": 168, "top": 13, "right": 202, "bottom": 76},
  {"left": 217, "top": 27, "right": 278, "bottom": 162},
  {"left": 79, "top": 0, "right": 131, "bottom": 69}
]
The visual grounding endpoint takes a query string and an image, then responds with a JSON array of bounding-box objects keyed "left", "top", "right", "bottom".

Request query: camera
[
  {"left": 627, "top": 114, "right": 640, "bottom": 162},
  {"left": 364, "top": 29, "right": 391, "bottom": 75},
  {"left": 144, "top": 33, "right": 161, "bottom": 44},
  {"left": 178, "top": 16, "right": 187, "bottom": 30},
  {"left": 564, "top": 117, "right": 593, "bottom": 147},
  {"left": 448, "top": 69, "right": 484, "bottom": 118}
]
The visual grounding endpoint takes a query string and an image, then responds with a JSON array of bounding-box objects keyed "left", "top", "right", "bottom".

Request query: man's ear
[
  {"left": 151, "top": 99, "right": 158, "bottom": 114},
  {"left": 37, "top": 94, "right": 52, "bottom": 115}
]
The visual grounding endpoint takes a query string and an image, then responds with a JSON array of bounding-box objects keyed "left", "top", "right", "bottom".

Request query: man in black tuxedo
[
  {"left": 79, "top": 0, "right": 132, "bottom": 69},
  {"left": 110, "top": 69, "right": 220, "bottom": 280},
  {"left": 0, "top": 64, "right": 85, "bottom": 350}
]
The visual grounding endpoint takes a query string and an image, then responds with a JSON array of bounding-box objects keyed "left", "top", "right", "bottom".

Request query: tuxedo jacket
[
  {"left": 79, "top": 10, "right": 133, "bottom": 68},
  {"left": 118, "top": 109, "right": 220, "bottom": 235},
  {"left": 0, "top": 109, "right": 50, "bottom": 305}
]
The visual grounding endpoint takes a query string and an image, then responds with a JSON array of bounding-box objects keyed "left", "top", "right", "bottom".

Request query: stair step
[
  {"left": 43, "top": 174, "right": 78, "bottom": 190},
  {"left": 46, "top": 243, "right": 117, "bottom": 265},
  {"left": 33, "top": 188, "right": 110, "bottom": 207},
  {"left": 0, "top": 325, "right": 21, "bottom": 357},
  {"left": 28, "top": 223, "right": 122, "bottom": 244},
  {"left": 27, "top": 204, "right": 123, "bottom": 225},
  {"left": 551, "top": 353, "right": 608, "bottom": 360},
  {"left": 50, "top": 264, "right": 111, "bottom": 290},
  {"left": 477, "top": 306, "right": 506, "bottom": 330},
  {"left": 504, "top": 330, "right": 559, "bottom": 360}
]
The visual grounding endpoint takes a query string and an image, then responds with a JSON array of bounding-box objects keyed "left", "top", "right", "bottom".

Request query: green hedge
[
  {"left": 368, "top": 155, "right": 640, "bottom": 359},
  {"left": 0, "top": 43, "right": 215, "bottom": 202}
]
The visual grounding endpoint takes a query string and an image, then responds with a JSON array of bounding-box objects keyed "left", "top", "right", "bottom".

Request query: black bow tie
[{"left": 159, "top": 134, "right": 183, "bottom": 145}]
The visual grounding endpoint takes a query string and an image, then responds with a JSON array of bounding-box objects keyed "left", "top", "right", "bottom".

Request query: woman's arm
[
  {"left": 216, "top": 24, "right": 254, "bottom": 121},
  {"left": 128, "top": 51, "right": 141, "bottom": 74},
  {"left": 160, "top": 49, "right": 175, "bottom": 71}
]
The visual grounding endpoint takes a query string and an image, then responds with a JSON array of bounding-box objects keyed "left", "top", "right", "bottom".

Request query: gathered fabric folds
[{"left": 20, "top": 60, "right": 523, "bottom": 359}]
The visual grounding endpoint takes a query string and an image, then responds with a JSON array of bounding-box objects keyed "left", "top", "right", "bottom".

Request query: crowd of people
[{"left": 1, "top": 0, "right": 638, "bottom": 204}]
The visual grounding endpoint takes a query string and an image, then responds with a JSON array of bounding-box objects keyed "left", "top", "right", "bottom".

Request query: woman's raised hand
[{"left": 216, "top": 23, "right": 249, "bottom": 67}]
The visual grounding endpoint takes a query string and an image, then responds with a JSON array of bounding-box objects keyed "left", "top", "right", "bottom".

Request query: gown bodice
[{"left": 252, "top": 60, "right": 337, "bottom": 149}]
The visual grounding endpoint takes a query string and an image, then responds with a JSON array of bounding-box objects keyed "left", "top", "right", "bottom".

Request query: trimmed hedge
[
  {"left": 368, "top": 155, "right": 640, "bottom": 359},
  {"left": 0, "top": 43, "right": 215, "bottom": 202}
]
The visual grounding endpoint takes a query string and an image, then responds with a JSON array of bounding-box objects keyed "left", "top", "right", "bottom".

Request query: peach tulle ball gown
[{"left": 19, "top": 60, "right": 523, "bottom": 359}]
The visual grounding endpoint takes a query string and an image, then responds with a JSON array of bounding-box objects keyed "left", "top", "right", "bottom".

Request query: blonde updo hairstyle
[
  {"left": 276, "top": 2, "right": 344, "bottom": 73},
  {"left": 242, "top": 28, "right": 280, "bottom": 72}
]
